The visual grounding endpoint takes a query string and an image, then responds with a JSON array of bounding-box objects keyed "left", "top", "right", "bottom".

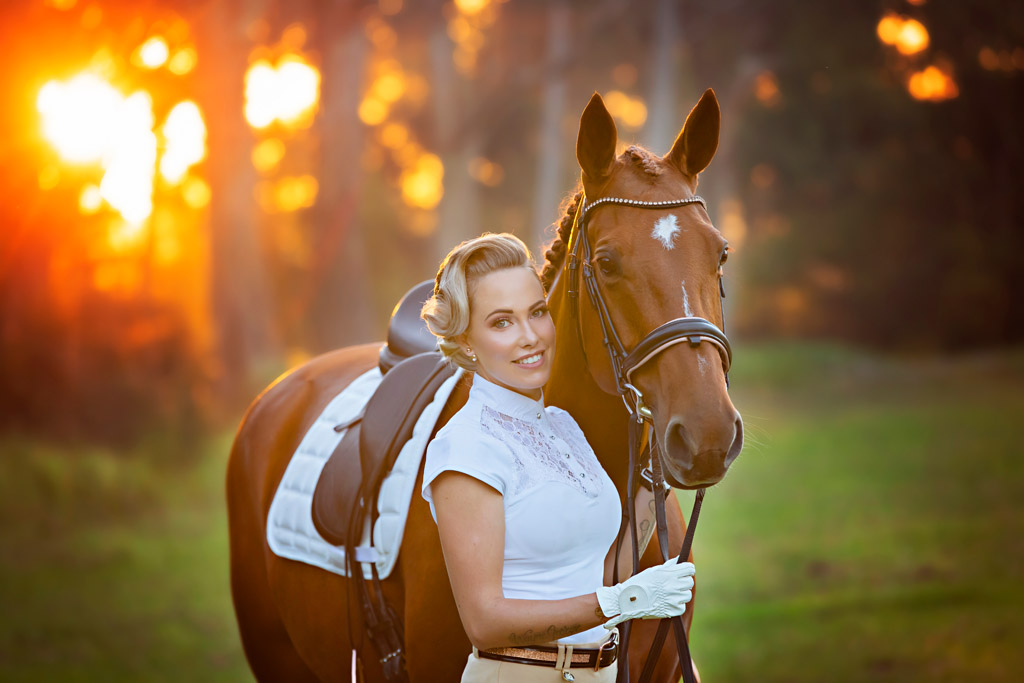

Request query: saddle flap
[
  {"left": 309, "top": 352, "right": 456, "bottom": 550},
  {"left": 360, "top": 352, "right": 456, "bottom": 491},
  {"left": 311, "top": 421, "right": 363, "bottom": 546}
]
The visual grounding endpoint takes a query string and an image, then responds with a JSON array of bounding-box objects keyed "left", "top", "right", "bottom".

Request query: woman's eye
[
  {"left": 493, "top": 318, "right": 510, "bottom": 329},
  {"left": 531, "top": 307, "right": 549, "bottom": 318}
]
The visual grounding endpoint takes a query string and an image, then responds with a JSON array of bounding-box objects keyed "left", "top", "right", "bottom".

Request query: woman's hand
[{"left": 594, "top": 558, "right": 695, "bottom": 629}]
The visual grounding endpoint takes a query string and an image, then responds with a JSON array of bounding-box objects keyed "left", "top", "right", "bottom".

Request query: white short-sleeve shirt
[{"left": 422, "top": 374, "right": 621, "bottom": 645}]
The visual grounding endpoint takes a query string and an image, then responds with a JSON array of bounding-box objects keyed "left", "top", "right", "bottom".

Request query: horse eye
[
  {"left": 597, "top": 256, "right": 618, "bottom": 277},
  {"left": 719, "top": 251, "right": 729, "bottom": 266}
]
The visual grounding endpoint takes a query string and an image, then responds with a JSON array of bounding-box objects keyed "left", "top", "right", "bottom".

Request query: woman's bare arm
[{"left": 432, "top": 471, "right": 608, "bottom": 650}]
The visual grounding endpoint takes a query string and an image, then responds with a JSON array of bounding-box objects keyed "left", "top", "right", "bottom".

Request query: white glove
[{"left": 594, "top": 558, "right": 695, "bottom": 629}]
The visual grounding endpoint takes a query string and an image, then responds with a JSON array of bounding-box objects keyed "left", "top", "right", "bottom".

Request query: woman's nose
[{"left": 520, "top": 320, "right": 539, "bottom": 345}]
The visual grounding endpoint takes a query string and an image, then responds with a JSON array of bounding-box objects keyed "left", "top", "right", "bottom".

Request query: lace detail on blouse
[{"left": 480, "top": 405, "right": 605, "bottom": 498}]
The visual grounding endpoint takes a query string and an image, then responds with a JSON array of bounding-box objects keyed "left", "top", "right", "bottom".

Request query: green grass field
[{"left": 1, "top": 344, "right": 1021, "bottom": 681}]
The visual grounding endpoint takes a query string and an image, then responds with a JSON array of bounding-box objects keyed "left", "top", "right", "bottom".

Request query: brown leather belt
[{"left": 478, "top": 631, "right": 618, "bottom": 671}]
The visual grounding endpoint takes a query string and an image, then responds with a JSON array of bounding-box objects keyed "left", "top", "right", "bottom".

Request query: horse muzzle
[{"left": 658, "top": 412, "right": 743, "bottom": 489}]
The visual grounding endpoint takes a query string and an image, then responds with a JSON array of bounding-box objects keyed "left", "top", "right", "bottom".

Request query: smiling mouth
[{"left": 513, "top": 351, "right": 544, "bottom": 366}]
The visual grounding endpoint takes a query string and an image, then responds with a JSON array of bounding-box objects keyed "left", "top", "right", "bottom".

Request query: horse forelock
[{"left": 622, "top": 144, "right": 664, "bottom": 179}]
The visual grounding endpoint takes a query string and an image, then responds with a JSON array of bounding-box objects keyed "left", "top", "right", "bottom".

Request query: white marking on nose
[
  {"left": 651, "top": 214, "right": 680, "bottom": 250},
  {"left": 696, "top": 348, "right": 712, "bottom": 376},
  {"left": 681, "top": 280, "right": 693, "bottom": 317}
]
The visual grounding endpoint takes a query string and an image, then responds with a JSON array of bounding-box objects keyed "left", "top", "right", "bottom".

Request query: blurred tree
[{"left": 687, "top": 0, "right": 1024, "bottom": 350}]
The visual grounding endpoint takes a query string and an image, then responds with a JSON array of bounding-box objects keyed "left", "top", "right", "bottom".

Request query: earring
[{"left": 467, "top": 348, "right": 477, "bottom": 362}]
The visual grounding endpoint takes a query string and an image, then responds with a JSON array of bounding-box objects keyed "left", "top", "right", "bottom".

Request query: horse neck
[{"left": 544, "top": 268, "right": 631, "bottom": 488}]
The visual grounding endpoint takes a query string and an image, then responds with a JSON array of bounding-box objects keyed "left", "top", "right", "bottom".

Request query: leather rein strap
[{"left": 563, "top": 192, "right": 730, "bottom": 683}]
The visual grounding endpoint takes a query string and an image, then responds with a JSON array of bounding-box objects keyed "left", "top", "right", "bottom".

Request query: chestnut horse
[{"left": 227, "top": 89, "right": 742, "bottom": 682}]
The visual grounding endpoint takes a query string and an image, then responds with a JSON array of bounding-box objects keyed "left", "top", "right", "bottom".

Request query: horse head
[{"left": 571, "top": 89, "right": 743, "bottom": 489}]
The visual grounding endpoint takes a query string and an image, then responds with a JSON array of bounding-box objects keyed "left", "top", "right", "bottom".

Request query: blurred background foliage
[
  {"left": 1, "top": 0, "right": 1020, "bottom": 446},
  {"left": 0, "top": 0, "right": 1022, "bottom": 680}
]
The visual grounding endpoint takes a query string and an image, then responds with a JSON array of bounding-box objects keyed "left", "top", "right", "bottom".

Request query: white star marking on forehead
[{"left": 651, "top": 214, "right": 680, "bottom": 250}]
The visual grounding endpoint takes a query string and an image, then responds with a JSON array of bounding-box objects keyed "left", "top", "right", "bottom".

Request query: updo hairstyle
[{"left": 421, "top": 233, "right": 540, "bottom": 371}]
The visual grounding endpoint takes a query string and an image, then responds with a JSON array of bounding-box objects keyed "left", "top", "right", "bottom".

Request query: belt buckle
[{"left": 594, "top": 630, "right": 618, "bottom": 671}]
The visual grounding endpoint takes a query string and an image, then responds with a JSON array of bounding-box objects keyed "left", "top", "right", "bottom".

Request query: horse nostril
[{"left": 663, "top": 420, "right": 695, "bottom": 470}]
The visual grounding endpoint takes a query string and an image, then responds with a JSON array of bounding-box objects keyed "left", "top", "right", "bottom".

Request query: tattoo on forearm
[{"left": 508, "top": 624, "right": 582, "bottom": 645}]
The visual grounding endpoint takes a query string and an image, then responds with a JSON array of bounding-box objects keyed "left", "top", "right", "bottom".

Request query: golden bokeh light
[
  {"left": 754, "top": 71, "right": 781, "bottom": 107},
  {"left": 168, "top": 47, "right": 198, "bottom": 75},
  {"left": 365, "top": 17, "right": 398, "bottom": 50},
  {"left": 136, "top": 36, "right": 170, "bottom": 69},
  {"left": 895, "top": 19, "right": 929, "bottom": 55},
  {"left": 877, "top": 14, "right": 929, "bottom": 55},
  {"left": 106, "top": 219, "right": 148, "bottom": 253},
  {"left": 79, "top": 184, "right": 103, "bottom": 214},
  {"left": 876, "top": 14, "right": 902, "bottom": 45},
  {"left": 252, "top": 138, "right": 286, "bottom": 173},
  {"left": 468, "top": 157, "right": 504, "bottom": 187},
  {"left": 371, "top": 71, "right": 406, "bottom": 103},
  {"left": 400, "top": 153, "right": 444, "bottom": 209},
  {"left": 38, "top": 165, "right": 60, "bottom": 191},
  {"left": 45, "top": 0, "right": 78, "bottom": 9},
  {"left": 358, "top": 97, "right": 388, "bottom": 126},
  {"left": 455, "top": 0, "right": 489, "bottom": 15},
  {"left": 182, "top": 176, "right": 212, "bottom": 209},
  {"left": 719, "top": 199, "right": 747, "bottom": 249},
  {"left": 603, "top": 91, "right": 647, "bottom": 129},
  {"left": 98, "top": 92, "right": 157, "bottom": 226},
  {"left": 244, "top": 54, "right": 320, "bottom": 129},
  {"left": 160, "top": 100, "right": 206, "bottom": 184},
  {"left": 38, "top": 74, "right": 157, "bottom": 225},
  {"left": 38, "top": 73, "right": 123, "bottom": 163},
  {"left": 281, "top": 23, "right": 307, "bottom": 50},
  {"left": 978, "top": 47, "right": 999, "bottom": 70},
  {"left": 379, "top": 122, "right": 409, "bottom": 149},
  {"left": 908, "top": 65, "right": 958, "bottom": 101},
  {"left": 256, "top": 176, "right": 319, "bottom": 213}
]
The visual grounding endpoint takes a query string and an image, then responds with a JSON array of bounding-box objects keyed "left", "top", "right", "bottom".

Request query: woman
[{"left": 420, "top": 233, "right": 694, "bottom": 682}]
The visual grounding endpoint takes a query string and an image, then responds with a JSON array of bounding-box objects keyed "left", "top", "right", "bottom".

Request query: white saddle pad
[{"left": 266, "top": 364, "right": 463, "bottom": 579}]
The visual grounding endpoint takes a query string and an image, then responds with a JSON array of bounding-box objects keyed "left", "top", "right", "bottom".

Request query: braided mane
[
  {"left": 540, "top": 187, "right": 583, "bottom": 291},
  {"left": 540, "top": 145, "right": 668, "bottom": 290}
]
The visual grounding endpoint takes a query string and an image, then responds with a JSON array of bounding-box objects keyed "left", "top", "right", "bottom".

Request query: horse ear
[
  {"left": 665, "top": 88, "right": 720, "bottom": 177},
  {"left": 576, "top": 93, "right": 617, "bottom": 189}
]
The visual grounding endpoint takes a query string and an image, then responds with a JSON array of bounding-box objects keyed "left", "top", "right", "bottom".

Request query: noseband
[{"left": 562, "top": 192, "right": 732, "bottom": 683}]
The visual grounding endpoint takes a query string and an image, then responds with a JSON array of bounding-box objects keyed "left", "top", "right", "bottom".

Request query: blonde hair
[{"left": 421, "top": 233, "right": 540, "bottom": 371}]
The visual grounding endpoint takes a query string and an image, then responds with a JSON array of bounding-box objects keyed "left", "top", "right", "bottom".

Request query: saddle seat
[{"left": 377, "top": 280, "right": 439, "bottom": 375}]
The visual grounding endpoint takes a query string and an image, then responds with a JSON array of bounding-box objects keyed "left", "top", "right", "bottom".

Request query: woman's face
[{"left": 462, "top": 267, "right": 555, "bottom": 400}]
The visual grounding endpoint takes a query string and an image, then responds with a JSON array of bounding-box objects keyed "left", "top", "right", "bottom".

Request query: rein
[{"left": 562, "top": 192, "right": 731, "bottom": 683}]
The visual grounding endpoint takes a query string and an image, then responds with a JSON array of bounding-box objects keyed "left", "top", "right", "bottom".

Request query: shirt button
[
  {"left": 536, "top": 412, "right": 542, "bottom": 419},
  {"left": 564, "top": 453, "right": 570, "bottom": 459},
  {"left": 549, "top": 434, "right": 556, "bottom": 440},
  {"left": 581, "top": 473, "right": 586, "bottom": 478}
]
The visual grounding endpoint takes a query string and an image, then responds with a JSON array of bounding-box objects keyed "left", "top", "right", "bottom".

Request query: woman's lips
[{"left": 512, "top": 350, "right": 544, "bottom": 368}]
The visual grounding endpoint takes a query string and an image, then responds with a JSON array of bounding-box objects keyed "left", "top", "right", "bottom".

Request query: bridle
[
  {"left": 566, "top": 195, "right": 732, "bottom": 413},
  {"left": 562, "top": 192, "right": 733, "bottom": 683}
]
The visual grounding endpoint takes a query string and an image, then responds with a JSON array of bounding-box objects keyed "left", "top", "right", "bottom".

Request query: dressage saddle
[{"left": 310, "top": 280, "right": 453, "bottom": 681}]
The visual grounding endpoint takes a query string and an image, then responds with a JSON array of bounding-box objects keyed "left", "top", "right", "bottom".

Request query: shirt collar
[{"left": 470, "top": 373, "right": 546, "bottom": 421}]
